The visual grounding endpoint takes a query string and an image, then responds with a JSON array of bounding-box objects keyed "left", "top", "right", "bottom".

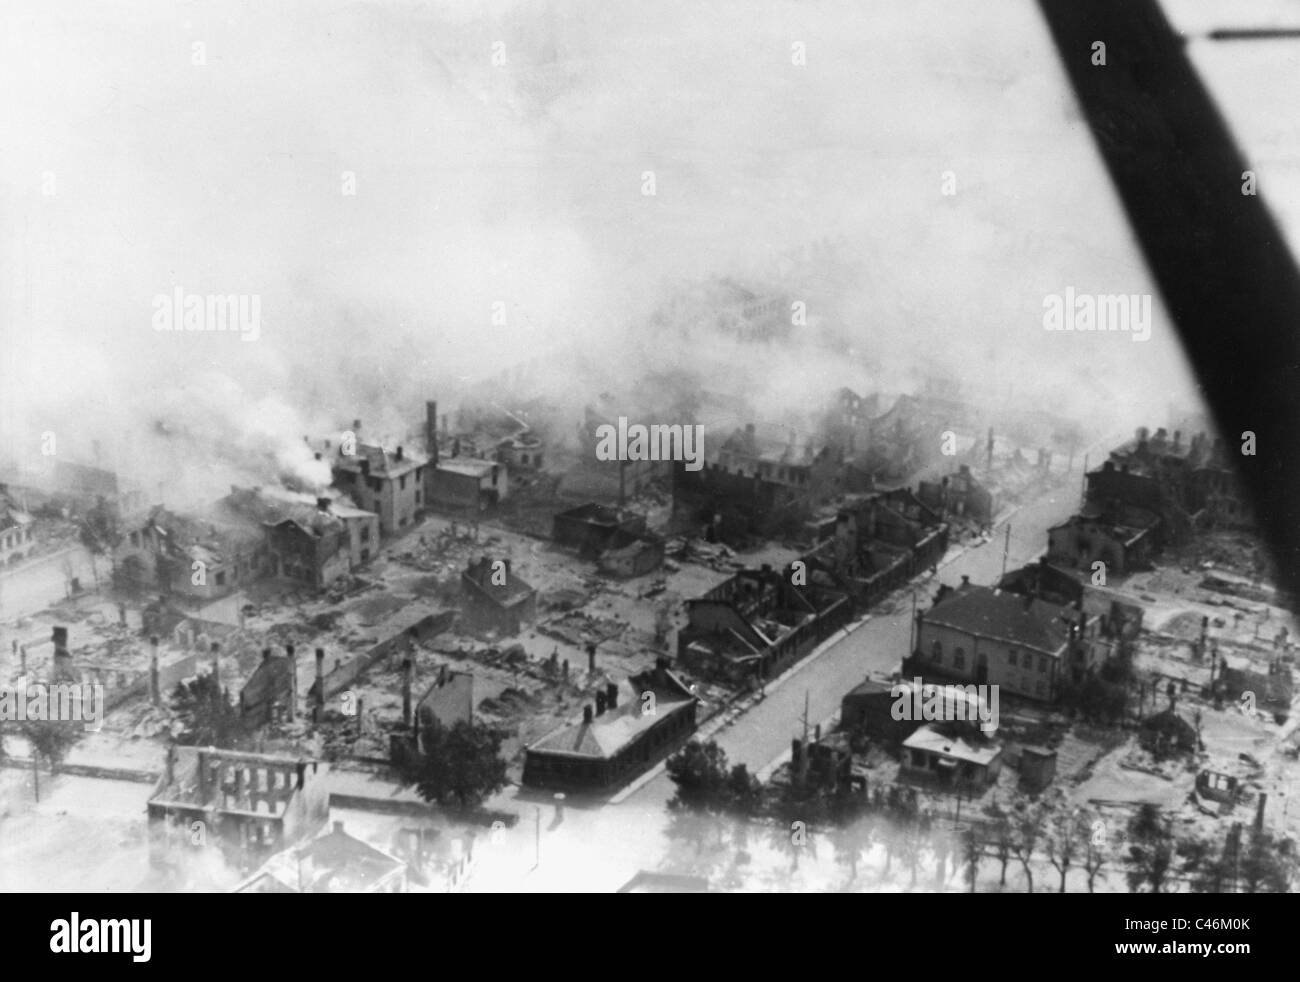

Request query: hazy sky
[{"left": 2, "top": 0, "right": 1211, "bottom": 502}]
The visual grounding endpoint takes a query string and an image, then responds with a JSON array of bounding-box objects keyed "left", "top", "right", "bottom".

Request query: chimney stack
[
  {"left": 286, "top": 643, "right": 297, "bottom": 721},
  {"left": 316, "top": 497, "right": 330, "bottom": 513},
  {"left": 606, "top": 682, "right": 618, "bottom": 709},
  {"left": 583, "top": 705, "right": 593, "bottom": 724},
  {"left": 396, "top": 446, "right": 404, "bottom": 462},
  {"left": 314, "top": 648, "right": 325, "bottom": 720},
  {"left": 426, "top": 401, "right": 439, "bottom": 464},
  {"left": 596, "top": 690, "right": 607, "bottom": 715},
  {"left": 402, "top": 658, "right": 413, "bottom": 727},
  {"left": 149, "top": 638, "right": 160, "bottom": 706}
]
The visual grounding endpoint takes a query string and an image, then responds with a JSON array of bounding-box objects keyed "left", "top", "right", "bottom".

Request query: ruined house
[
  {"left": 1046, "top": 508, "right": 1158, "bottom": 575},
  {"left": 332, "top": 430, "right": 428, "bottom": 534},
  {"left": 147, "top": 747, "right": 330, "bottom": 872},
  {"left": 115, "top": 504, "right": 268, "bottom": 601},
  {"left": 0, "top": 486, "right": 35, "bottom": 565},
  {"left": 672, "top": 421, "right": 842, "bottom": 543},
  {"left": 239, "top": 645, "right": 298, "bottom": 727},
  {"left": 918, "top": 464, "right": 997, "bottom": 526},
  {"left": 677, "top": 561, "right": 853, "bottom": 684},
  {"left": 459, "top": 557, "right": 537, "bottom": 637},
  {"left": 222, "top": 486, "right": 379, "bottom": 589}
]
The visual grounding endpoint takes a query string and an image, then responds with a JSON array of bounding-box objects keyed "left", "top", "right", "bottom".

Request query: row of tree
[{"left": 664, "top": 740, "right": 1296, "bottom": 892}]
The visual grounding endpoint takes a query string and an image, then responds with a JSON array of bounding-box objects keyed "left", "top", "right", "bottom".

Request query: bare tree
[
  {"left": 1046, "top": 809, "right": 1085, "bottom": 893},
  {"left": 1009, "top": 805, "right": 1044, "bottom": 893}
]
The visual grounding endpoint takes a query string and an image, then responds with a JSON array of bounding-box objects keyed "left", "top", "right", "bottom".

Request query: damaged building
[
  {"left": 677, "top": 560, "right": 854, "bottom": 685},
  {"left": 806, "top": 489, "right": 948, "bottom": 607},
  {"left": 673, "top": 421, "right": 843, "bottom": 543},
  {"left": 1046, "top": 508, "right": 1159, "bottom": 576},
  {"left": 552, "top": 503, "right": 664, "bottom": 578},
  {"left": 918, "top": 464, "right": 997, "bottom": 526},
  {"left": 222, "top": 487, "right": 379, "bottom": 589},
  {"left": 460, "top": 557, "right": 537, "bottom": 637},
  {"left": 147, "top": 747, "right": 330, "bottom": 873},
  {"left": 332, "top": 428, "right": 428, "bottom": 534},
  {"left": 115, "top": 504, "right": 268, "bottom": 602},
  {"left": 0, "top": 486, "right": 35, "bottom": 566},
  {"left": 522, "top": 660, "right": 698, "bottom": 791}
]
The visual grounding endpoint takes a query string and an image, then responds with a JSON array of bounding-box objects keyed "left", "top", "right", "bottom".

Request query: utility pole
[
  {"left": 1000, "top": 524, "right": 1011, "bottom": 580},
  {"left": 908, "top": 587, "right": 918, "bottom": 659}
]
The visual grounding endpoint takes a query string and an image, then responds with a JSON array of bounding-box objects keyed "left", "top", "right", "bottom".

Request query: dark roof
[
  {"left": 922, "top": 585, "right": 1076, "bottom": 655},
  {"left": 462, "top": 558, "right": 535, "bottom": 608}
]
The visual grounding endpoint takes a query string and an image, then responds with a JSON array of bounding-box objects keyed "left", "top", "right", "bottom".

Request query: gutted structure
[
  {"left": 459, "top": 557, "right": 537, "bottom": 637},
  {"left": 677, "top": 560, "right": 853, "bottom": 685},
  {"left": 332, "top": 436, "right": 427, "bottom": 535},
  {"left": 147, "top": 747, "right": 330, "bottom": 873}
]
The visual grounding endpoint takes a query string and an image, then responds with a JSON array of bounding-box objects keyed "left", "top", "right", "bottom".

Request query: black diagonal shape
[{"left": 1038, "top": 0, "right": 1300, "bottom": 595}]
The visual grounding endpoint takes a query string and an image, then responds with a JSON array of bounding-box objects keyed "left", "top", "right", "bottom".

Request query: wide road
[
  {"left": 616, "top": 478, "right": 1082, "bottom": 821},
  {"left": 0, "top": 544, "right": 97, "bottom": 622}
]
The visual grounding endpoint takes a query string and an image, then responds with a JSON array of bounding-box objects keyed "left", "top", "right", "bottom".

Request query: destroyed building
[
  {"left": 677, "top": 560, "right": 853, "bottom": 684},
  {"left": 918, "top": 464, "right": 997, "bottom": 526},
  {"left": 332, "top": 427, "right": 428, "bottom": 534},
  {"left": 0, "top": 486, "right": 35, "bottom": 565},
  {"left": 806, "top": 489, "right": 948, "bottom": 607},
  {"left": 222, "top": 487, "right": 379, "bottom": 589},
  {"left": 115, "top": 504, "right": 268, "bottom": 602},
  {"left": 552, "top": 503, "right": 646, "bottom": 554},
  {"left": 552, "top": 503, "right": 664, "bottom": 577},
  {"left": 424, "top": 403, "right": 509, "bottom": 514},
  {"left": 239, "top": 645, "right": 299, "bottom": 728},
  {"left": 459, "top": 557, "right": 537, "bottom": 637},
  {"left": 673, "top": 421, "right": 842, "bottom": 543},
  {"left": 1046, "top": 509, "right": 1158, "bottom": 576},
  {"left": 522, "top": 660, "right": 698, "bottom": 791},
  {"left": 821, "top": 387, "right": 880, "bottom": 459},
  {"left": 147, "top": 747, "right": 330, "bottom": 873},
  {"left": 903, "top": 580, "right": 1112, "bottom": 703}
]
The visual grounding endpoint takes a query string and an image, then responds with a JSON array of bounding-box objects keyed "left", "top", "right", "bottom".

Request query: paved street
[
  {"left": 0, "top": 545, "right": 96, "bottom": 622},
  {"left": 617, "top": 478, "right": 1082, "bottom": 819}
]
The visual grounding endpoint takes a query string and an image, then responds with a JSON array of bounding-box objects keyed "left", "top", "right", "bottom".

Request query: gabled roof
[
  {"left": 903, "top": 724, "right": 1000, "bottom": 766},
  {"left": 462, "top": 558, "right": 535, "bottom": 607},
  {"left": 922, "top": 585, "right": 1076, "bottom": 655},
  {"left": 528, "top": 669, "right": 695, "bottom": 760},
  {"left": 334, "top": 443, "right": 427, "bottom": 479}
]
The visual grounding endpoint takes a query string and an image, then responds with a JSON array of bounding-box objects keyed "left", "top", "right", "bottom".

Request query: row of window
[{"left": 928, "top": 640, "right": 1050, "bottom": 674}]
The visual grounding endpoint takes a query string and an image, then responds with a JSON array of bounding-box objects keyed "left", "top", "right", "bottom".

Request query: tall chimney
[
  {"left": 402, "top": 658, "right": 413, "bottom": 727},
  {"left": 314, "top": 648, "right": 326, "bottom": 720},
  {"left": 149, "top": 636, "right": 160, "bottom": 706},
  {"left": 286, "top": 643, "right": 297, "bottom": 721},
  {"left": 426, "top": 401, "right": 439, "bottom": 464}
]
